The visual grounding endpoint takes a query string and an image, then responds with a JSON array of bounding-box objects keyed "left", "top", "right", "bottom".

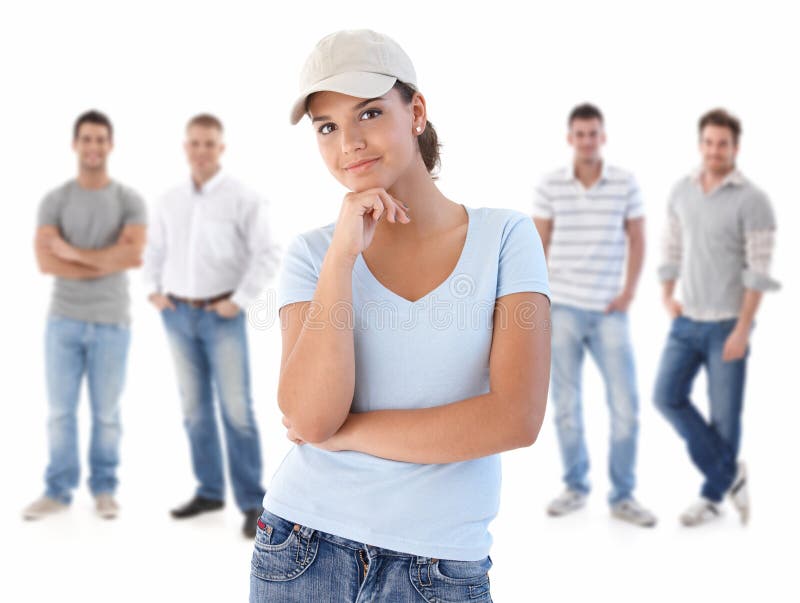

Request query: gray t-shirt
[{"left": 37, "top": 179, "right": 147, "bottom": 324}]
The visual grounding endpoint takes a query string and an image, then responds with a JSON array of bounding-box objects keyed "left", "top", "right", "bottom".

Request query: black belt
[{"left": 168, "top": 291, "right": 233, "bottom": 308}]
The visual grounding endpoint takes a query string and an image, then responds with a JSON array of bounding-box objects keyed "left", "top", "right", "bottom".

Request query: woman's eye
[
  {"left": 318, "top": 123, "right": 336, "bottom": 135},
  {"left": 360, "top": 109, "right": 382, "bottom": 121}
]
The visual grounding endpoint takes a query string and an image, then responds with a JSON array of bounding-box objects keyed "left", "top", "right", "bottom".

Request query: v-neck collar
[{"left": 355, "top": 205, "right": 474, "bottom": 305}]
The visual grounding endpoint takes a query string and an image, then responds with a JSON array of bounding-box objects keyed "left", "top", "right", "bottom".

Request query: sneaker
[
  {"left": 95, "top": 493, "right": 120, "bottom": 519},
  {"left": 22, "top": 496, "right": 68, "bottom": 520},
  {"left": 546, "top": 489, "right": 587, "bottom": 517},
  {"left": 611, "top": 498, "right": 657, "bottom": 528},
  {"left": 680, "top": 498, "right": 722, "bottom": 527},
  {"left": 727, "top": 461, "right": 750, "bottom": 525}
]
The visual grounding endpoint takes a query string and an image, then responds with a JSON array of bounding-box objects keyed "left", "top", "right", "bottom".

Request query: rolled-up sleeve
[
  {"left": 657, "top": 195, "right": 682, "bottom": 282},
  {"left": 740, "top": 192, "right": 779, "bottom": 292},
  {"left": 742, "top": 230, "right": 779, "bottom": 290}
]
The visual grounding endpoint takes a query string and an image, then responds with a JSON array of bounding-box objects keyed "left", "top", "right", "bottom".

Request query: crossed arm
[
  {"left": 35, "top": 224, "right": 147, "bottom": 279},
  {"left": 279, "top": 288, "right": 551, "bottom": 464}
]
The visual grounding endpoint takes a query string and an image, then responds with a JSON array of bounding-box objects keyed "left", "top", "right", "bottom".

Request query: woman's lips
[{"left": 344, "top": 157, "right": 380, "bottom": 173}]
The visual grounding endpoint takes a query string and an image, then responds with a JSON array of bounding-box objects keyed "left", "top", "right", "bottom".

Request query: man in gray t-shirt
[
  {"left": 654, "top": 109, "right": 779, "bottom": 528},
  {"left": 23, "top": 110, "right": 147, "bottom": 521}
]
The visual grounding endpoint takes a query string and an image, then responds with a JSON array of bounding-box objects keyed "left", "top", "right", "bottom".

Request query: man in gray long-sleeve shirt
[{"left": 653, "top": 108, "right": 779, "bottom": 527}]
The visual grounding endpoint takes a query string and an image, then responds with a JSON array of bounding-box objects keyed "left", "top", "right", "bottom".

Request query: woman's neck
[{"left": 384, "top": 162, "right": 457, "bottom": 239}]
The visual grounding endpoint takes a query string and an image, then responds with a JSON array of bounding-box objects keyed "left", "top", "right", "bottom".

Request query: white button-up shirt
[{"left": 143, "top": 170, "right": 280, "bottom": 309}]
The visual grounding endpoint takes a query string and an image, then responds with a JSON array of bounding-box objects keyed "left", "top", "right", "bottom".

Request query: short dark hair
[
  {"left": 187, "top": 113, "right": 224, "bottom": 132},
  {"left": 73, "top": 110, "right": 113, "bottom": 141},
  {"left": 568, "top": 103, "right": 604, "bottom": 126},
  {"left": 698, "top": 108, "right": 741, "bottom": 145}
]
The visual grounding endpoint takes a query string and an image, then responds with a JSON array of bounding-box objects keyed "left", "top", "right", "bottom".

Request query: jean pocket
[
  {"left": 250, "top": 511, "right": 319, "bottom": 582},
  {"left": 411, "top": 556, "right": 492, "bottom": 602}
]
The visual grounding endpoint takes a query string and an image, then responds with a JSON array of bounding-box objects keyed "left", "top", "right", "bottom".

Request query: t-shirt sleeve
[
  {"left": 122, "top": 188, "right": 148, "bottom": 225},
  {"left": 277, "top": 234, "right": 320, "bottom": 309},
  {"left": 625, "top": 175, "right": 645, "bottom": 219},
  {"left": 532, "top": 182, "right": 554, "bottom": 219},
  {"left": 37, "top": 190, "right": 61, "bottom": 227},
  {"left": 496, "top": 215, "right": 551, "bottom": 300}
]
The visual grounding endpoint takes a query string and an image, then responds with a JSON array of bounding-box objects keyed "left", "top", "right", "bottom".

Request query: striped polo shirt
[{"left": 532, "top": 163, "right": 644, "bottom": 311}]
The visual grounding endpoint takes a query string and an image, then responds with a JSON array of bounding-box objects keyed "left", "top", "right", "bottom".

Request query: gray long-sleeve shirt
[{"left": 658, "top": 169, "right": 779, "bottom": 321}]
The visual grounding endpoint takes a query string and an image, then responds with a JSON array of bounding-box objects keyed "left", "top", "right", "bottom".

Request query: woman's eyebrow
[
  {"left": 311, "top": 97, "right": 386, "bottom": 123},
  {"left": 352, "top": 96, "right": 385, "bottom": 110}
]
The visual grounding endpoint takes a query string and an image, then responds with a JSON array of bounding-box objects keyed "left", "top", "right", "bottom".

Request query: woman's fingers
[
  {"left": 350, "top": 188, "right": 410, "bottom": 224},
  {"left": 376, "top": 190, "right": 410, "bottom": 223}
]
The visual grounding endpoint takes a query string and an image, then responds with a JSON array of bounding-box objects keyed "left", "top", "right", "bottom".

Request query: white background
[{"left": 1, "top": 1, "right": 798, "bottom": 601}]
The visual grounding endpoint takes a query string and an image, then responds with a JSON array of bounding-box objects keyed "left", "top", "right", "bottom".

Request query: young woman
[{"left": 250, "top": 29, "right": 551, "bottom": 602}]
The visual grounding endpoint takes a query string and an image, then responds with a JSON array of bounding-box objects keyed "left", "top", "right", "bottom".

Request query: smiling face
[
  {"left": 568, "top": 117, "right": 605, "bottom": 163},
  {"left": 72, "top": 122, "right": 113, "bottom": 171},
  {"left": 700, "top": 124, "right": 738, "bottom": 176},
  {"left": 184, "top": 124, "right": 225, "bottom": 182},
  {"left": 307, "top": 87, "right": 426, "bottom": 192}
]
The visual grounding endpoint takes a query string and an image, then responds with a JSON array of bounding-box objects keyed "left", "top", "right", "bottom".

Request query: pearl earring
[{"left": 415, "top": 126, "right": 422, "bottom": 133}]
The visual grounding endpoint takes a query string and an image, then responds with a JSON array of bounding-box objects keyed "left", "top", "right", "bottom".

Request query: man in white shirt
[
  {"left": 143, "top": 113, "right": 279, "bottom": 538},
  {"left": 533, "top": 104, "right": 655, "bottom": 527}
]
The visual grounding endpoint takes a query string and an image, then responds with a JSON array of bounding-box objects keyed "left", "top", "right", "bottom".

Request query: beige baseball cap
[{"left": 290, "top": 29, "right": 417, "bottom": 125}]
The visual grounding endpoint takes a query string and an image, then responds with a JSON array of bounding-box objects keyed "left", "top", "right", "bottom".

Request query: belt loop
[{"left": 415, "top": 556, "right": 433, "bottom": 586}]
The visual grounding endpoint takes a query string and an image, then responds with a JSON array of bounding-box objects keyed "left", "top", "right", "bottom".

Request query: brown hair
[
  {"left": 73, "top": 110, "right": 113, "bottom": 141},
  {"left": 394, "top": 81, "right": 441, "bottom": 176},
  {"left": 187, "top": 113, "right": 224, "bottom": 132},
  {"left": 568, "top": 103, "right": 604, "bottom": 126},
  {"left": 698, "top": 108, "right": 741, "bottom": 145}
]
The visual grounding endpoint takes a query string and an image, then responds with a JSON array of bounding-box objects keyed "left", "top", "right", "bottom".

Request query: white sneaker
[
  {"left": 680, "top": 498, "right": 722, "bottom": 527},
  {"left": 611, "top": 498, "right": 657, "bottom": 528},
  {"left": 22, "top": 496, "right": 68, "bottom": 520},
  {"left": 95, "top": 493, "right": 120, "bottom": 519},
  {"left": 547, "top": 489, "right": 587, "bottom": 517},
  {"left": 727, "top": 461, "right": 750, "bottom": 525}
]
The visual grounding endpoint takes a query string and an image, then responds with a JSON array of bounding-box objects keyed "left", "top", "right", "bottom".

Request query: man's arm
[
  {"left": 49, "top": 224, "right": 146, "bottom": 273},
  {"left": 722, "top": 289, "right": 762, "bottom": 362},
  {"left": 229, "top": 196, "right": 281, "bottom": 311},
  {"left": 35, "top": 226, "right": 103, "bottom": 279},
  {"left": 533, "top": 218, "right": 553, "bottom": 260},
  {"left": 37, "top": 224, "right": 146, "bottom": 279},
  {"left": 658, "top": 201, "right": 683, "bottom": 318},
  {"left": 607, "top": 217, "right": 645, "bottom": 312},
  {"left": 723, "top": 224, "right": 779, "bottom": 361}
]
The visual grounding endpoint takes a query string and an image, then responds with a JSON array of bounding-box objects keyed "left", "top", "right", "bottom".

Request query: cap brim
[{"left": 289, "top": 72, "right": 398, "bottom": 125}]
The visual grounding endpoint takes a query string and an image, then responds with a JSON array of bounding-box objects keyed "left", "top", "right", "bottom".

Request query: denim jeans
[
  {"left": 249, "top": 510, "right": 493, "bottom": 602},
  {"left": 550, "top": 303, "right": 640, "bottom": 505},
  {"left": 44, "top": 315, "right": 130, "bottom": 503},
  {"left": 161, "top": 301, "right": 265, "bottom": 511},
  {"left": 653, "top": 316, "right": 748, "bottom": 502}
]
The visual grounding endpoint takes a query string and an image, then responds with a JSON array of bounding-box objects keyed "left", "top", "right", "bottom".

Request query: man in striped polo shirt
[{"left": 533, "top": 103, "right": 655, "bottom": 527}]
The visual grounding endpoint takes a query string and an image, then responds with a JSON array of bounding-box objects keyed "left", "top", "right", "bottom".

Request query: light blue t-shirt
[{"left": 264, "top": 205, "right": 550, "bottom": 561}]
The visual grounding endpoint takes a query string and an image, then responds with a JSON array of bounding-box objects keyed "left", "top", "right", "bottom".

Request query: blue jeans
[
  {"left": 44, "top": 316, "right": 130, "bottom": 503},
  {"left": 653, "top": 316, "right": 748, "bottom": 502},
  {"left": 161, "top": 301, "right": 265, "bottom": 511},
  {"left": 550, "top": 304, "right": 640, "bottom": 505},
  {"left": 249, "top": 510, "right": 493, "bottom": 602}
]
